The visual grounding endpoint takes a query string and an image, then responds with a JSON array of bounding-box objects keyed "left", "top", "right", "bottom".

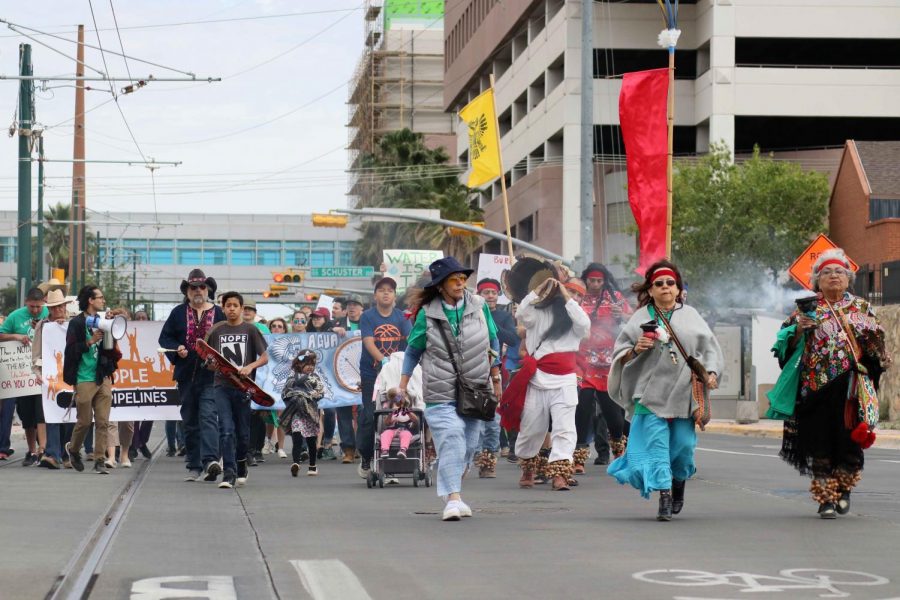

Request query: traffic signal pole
[{"left": 16, "top": 43, "right": 33, "bottom": 302}]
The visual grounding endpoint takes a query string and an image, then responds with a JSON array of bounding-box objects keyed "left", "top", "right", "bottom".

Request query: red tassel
[
  {"left": 850, "top": 422, "right": 869, "bottom": 446},
  {"left": 863, "top": 430, "right": 877, "bottom": 450}
]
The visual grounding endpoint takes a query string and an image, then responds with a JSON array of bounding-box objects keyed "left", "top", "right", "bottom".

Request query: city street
[{"left": 1, "top": 432, "right": 898, "bottom": 600}]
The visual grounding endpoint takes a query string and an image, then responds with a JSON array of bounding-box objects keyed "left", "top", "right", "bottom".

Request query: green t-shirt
[
  {"left": 77, "top": 324, "right": 99, "bottom": 384},
  {"left": 348, "top": 320, "right": 359, "bottom": 332},
  {"left": 633, "top": 401, "right": 653, "bottom": 416},
  {"left": 407, "top": 299, "right": 497, "bottom": 350},
  {"left": 1, "top": 305, "right": 49, "bottom": 340}
]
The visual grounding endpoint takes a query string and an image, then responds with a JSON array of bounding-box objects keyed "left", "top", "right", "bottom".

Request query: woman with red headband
[
  {"left": 606, "top": 260, "right": 723, "bottom": 521},
  {"left": 574, "top": 263, "right": 632, "bottom": 474},
  {"left": 777, "top": 248, "right": 888, "bottom": 519}
]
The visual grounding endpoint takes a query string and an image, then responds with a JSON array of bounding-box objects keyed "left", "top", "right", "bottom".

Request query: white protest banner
[
  {"left": 254, "top": 331, "right": 362, "bottom": 410},
  {"left": 0, "top": 341, "right": 41, "bottom": 399},
  {"left": 316, "top": 294, "right": 335, "bottom": 317},
  {"left": 476, "top": 253, "right": 512, "bottom": 305},
  {"left": 383, "top": 249, "right": 443, "bottom": 293},
  {"left": 41, "top": 321, "right": 180, "bottom": 423}
]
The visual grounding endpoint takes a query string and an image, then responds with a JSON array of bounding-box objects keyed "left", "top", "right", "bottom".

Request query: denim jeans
[
  {"left": 321, "top": 408, "right": 336, "bottom": 446},
  {"left": 44, "top": 422, "right": 74, "bottom": 462},
  {"left": 425, "top": 402, "right": 482, "bottom": 498},
  {"left": 0, "top": 397, "right": 15, "bottom": 453},
  {"left": 355, "top": 377, "right": 377, "bottom": 462},
  {"left": 165, "top": 420, "right": 185, "bottom": 450},
  {"left": 478, "top": 411, "right": 502, "bottom": 453},
  {"left": 183, "top": 381, "right": 219, "bottom": 471},
  {"left": 336, "top": 406, "right": 356, "bottom": 450},
  {"left": 213, "top": 385, "right": 251, "bottom": 475}
]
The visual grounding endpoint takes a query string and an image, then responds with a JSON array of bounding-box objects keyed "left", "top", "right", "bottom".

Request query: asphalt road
[{"left": 1, "top": 431, "right": 899, "bottom": 600}]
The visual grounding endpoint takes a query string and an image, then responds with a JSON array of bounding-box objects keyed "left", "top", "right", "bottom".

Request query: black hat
[
  {"left": 423, "top": 257, "right": 474, "bottom": 288},
  {"left": 180, "top": 268, "right": 217, "bottom": 299}
]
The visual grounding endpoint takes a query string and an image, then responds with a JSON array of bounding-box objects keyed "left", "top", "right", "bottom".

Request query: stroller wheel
[
  {"left": 378, "top": 473, "right": 385, "bottom": 488},
  {"left": 366, "top": 472, "right": 373, "bottom": 488},
  {"left": 413, "top": 467, "right": 420, "bottom": 487}
]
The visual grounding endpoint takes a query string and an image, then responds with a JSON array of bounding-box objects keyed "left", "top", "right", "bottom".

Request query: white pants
[{"left": 515, "top": 383, "right": 578, "bottom": 463}]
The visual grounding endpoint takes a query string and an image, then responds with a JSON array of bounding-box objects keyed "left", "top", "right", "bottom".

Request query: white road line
[
  {"left": 696, "top": 447, "right": 778, "bottom": 459},
  {"left": 880, "top": 459, "right": 900, "bottom": 464},
  {"left": 291, "top": 560, "right": 373, "bottom": 600}
]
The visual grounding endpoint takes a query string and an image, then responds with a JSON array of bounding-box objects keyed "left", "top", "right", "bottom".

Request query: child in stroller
[{"left": 379, "top": 390, "right": 420, "bottom": 460}]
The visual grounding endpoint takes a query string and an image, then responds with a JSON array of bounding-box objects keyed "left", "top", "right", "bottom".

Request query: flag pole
[
  {"left": 658, "top": 0, "right": 679, "bottom": 260},
  {"left": 489, "top": 74, "right": 515, "bottom": 264}
]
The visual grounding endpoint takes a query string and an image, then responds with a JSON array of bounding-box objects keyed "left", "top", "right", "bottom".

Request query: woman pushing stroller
[{"left": 281, "top": 349, "right": 324, "bottom": 477}]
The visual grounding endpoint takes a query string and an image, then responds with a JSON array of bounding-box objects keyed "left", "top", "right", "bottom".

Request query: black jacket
[
  {"left": 158, "top": 302, "right": 226, "bottom": 385},
  {"left": 63, "top": 313, "right": 121, "bottom": 386}
]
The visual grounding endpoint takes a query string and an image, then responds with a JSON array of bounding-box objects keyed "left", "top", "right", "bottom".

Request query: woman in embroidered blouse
[
  {"left": 779, "top": 249, "right": 888, "bottom": 519},
  {"left": 606, "top": 260, "right": 723, "bottom": 521}
]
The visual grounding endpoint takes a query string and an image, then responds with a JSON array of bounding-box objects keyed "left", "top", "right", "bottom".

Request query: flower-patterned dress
[{"left": 779, "top": 293, "right": 886, "bottom": 477}]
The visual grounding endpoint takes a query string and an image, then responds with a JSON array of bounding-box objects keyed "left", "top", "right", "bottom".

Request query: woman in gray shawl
[{"left": 607, "top": 260, "right": 723, "bottom": 521}]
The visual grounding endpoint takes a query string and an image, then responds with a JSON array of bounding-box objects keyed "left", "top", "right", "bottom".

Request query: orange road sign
[{"left": 788, "top": 234, "right": 859, "bottom": 290}]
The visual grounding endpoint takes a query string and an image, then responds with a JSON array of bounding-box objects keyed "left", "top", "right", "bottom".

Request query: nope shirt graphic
[{"left": 205, "top": 322, "right": 268, "bottom": 385}]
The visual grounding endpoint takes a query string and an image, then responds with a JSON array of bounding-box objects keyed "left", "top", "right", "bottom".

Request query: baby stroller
[{"left": 366, "top": 352, "right": 433, "bottom": 489}]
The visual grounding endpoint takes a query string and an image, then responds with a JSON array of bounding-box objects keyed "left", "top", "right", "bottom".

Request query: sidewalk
[{"left": 704, "top": 419, "right": 900, "bottom": 450}]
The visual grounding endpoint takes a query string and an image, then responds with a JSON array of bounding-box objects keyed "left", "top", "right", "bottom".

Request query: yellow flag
[{"left": 458, "top": 88, "right": 502, "bottom": 188}]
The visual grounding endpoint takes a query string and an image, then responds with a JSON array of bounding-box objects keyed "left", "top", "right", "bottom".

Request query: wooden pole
[
  {"left": 665, "top": 48, "right": 674, "bottom": 260},
  {"left": 70, "top": 24, "right": 86, "bottom": 292},
  {"left": 489, "top": 74, "right": 515, "bottom": 264}
]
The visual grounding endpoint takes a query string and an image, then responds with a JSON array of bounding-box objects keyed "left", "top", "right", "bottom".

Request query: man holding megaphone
[{"left": 63, "top": 285, "right": 123, "bottom": 475}]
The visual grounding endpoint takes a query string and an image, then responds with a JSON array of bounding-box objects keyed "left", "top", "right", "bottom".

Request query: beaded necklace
[{"left": 649, "top": 304, "right": 679, "bottom": 365}]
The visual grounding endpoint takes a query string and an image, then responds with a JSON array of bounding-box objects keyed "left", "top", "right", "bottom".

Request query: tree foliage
[
  {"left": 671, "top": 144, "right": 830, "bottom": 309},
  {"left": 353, "top": 129, "right": 483, "bottom": 267}
]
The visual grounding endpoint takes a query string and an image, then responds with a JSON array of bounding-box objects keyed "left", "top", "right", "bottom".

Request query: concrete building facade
[
  {"left": 0, "top": 211, "right": 368, "bottom": 317},
  {"left": 443, "top": 0, "right": 900, "bottom": 271}
]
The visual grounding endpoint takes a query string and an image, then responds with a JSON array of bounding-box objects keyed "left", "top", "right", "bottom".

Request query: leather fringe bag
[{"left": 433, "top": 318, "right": 498, "bottom": 422}]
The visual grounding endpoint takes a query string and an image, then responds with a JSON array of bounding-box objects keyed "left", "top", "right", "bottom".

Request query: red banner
[{"left": 619, "top": 68, "right": 669, "bottom": 274}]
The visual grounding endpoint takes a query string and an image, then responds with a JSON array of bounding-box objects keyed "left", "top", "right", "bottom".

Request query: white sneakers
[
  {"left": 277, "top": 448, "right": 287, "bottom": 459},
  {"left": 262, "top": 439, "right": 275, "bottom": 455},
  {"left": 443, "top": 499, "right": 473, "bottom": 521}
]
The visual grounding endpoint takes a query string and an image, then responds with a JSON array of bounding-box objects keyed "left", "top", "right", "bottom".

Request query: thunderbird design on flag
[
  {"left": 459, "top": 88, "right": 502, "bottom": 188},
  {"left": 468, "top": 113, "right": 488, "bottom": 160}
]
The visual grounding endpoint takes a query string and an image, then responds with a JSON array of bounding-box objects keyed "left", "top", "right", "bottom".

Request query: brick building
[{"left": 829, "top": 140, "right": 900, "bottom": 304}]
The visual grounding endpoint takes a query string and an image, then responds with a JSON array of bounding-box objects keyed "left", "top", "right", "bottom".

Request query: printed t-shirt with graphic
[
  {"left": 1, "top": 305, "right": 49, "bottom": 340},
  {"left": 204, "top": 321, "right": 268, "bottom": 387},
  {"left": 359, "top": 307, "right": 411, "bottom": 380}
]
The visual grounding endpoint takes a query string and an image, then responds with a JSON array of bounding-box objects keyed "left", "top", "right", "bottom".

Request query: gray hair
[{"left": 810, "top": 248, "right": 856, "bottom": 291}]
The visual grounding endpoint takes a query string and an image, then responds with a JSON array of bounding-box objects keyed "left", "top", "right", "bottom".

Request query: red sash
[{"left": 499, "top": 352, "right": 576, "bottom": 432}]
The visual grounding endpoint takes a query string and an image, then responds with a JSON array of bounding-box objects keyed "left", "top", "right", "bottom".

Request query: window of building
[
  {"left": 202, "top": 240, "right": 227, "bottom": 265},
  {"left": 734, "top": 116, "right": 900, "bottom": 153},
  {"left": 122, "top": 239, "right": 148, "bottom": 264},
  {"left": 593, "top": 49, "right": 697, "bottom": 80},
  {"left": 176, "top": 239, "right": 202, "bottom": 265},
  {"left": 598, "top": 124, "right": 697, "bottom": 155},
  {"left": 339, "top": 241, "right": 355, "bottom": 266},
  {"left": 735, "top": 38, "right": 900, "bottom": 69},
  {"left": 230, "top": 240, "right": 254, "bottom": 266},
  {"left": 148, "top": 240, "right": 174, "bottom": 265},
  {"left": 518, "top": 214, "right": 535, "bottom": 242},
  {"left": 870, "top": 199, "right": 900, "bottom": 222},
  {"left": 257, "top": 240, "right": 282, "bottom": 266},
  {"left": 285, "top": 241, "right": 309, "bottom": 266},
  {"left": 311, "top": 240, "right": 335, "bottom": 267},
  {"left": 0, "top": 236, "right": 16, "bottom": 263}
]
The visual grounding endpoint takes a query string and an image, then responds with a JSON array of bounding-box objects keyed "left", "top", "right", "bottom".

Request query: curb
[{"left": 704, "top": 421, "right": 900, "bottom": 450}]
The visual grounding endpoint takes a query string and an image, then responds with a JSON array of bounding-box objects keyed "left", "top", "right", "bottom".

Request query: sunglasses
[
  {"left": 447, "top": 274, "right": 469, "bottom": 284},
  {"left": 189, "top": 284, "right": 207, "bottom": 290},
  {"left": 293, "top": 319, "right": 306, "bottom": 324},
  {"left": 653, "top": 279, "right": 677, "bottom": 288}
]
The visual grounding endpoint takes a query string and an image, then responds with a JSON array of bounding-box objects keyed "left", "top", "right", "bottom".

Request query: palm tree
[{"left": 43, "top": 203, "right": 71, "bottom": 271}]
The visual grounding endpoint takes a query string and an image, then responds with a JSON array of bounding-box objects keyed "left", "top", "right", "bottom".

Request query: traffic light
[
  {"left": 448, "top": 221, "right": 485, "bottom": 237},
  {"left": 264, "top": 284, "right": 288, "bottom": 298},
  {"left": 311, "top": 213, "right": 349, "bottom": 228},
  {"left": 274, "top": 269, "right": 302, "bottom": 283},
  {"left": 304, "top": 293, "right": 319, "bottom": 302}
]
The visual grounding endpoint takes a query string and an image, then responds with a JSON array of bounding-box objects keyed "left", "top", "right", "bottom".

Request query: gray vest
[{"left": 420, "top": 291, "right": 491, "bottom": 404}]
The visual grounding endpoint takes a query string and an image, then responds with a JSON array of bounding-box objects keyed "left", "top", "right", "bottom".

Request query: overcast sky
[{"left": 0, "top": 0, "right": 364, "bottom": 219}]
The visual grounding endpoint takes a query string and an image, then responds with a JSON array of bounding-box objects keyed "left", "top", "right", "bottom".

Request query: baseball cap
[{"left": 374, "top": 276, "right": 397, "bottom": 291}]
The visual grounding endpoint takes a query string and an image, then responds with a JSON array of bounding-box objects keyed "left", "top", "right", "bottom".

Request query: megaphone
[{"left": 85, "top": 314, "right": 127, "bottom": 350}]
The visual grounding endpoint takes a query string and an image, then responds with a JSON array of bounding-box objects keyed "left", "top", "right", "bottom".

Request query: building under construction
[{"left": 346, "top": 0, "right": 455, "bottom": 207}]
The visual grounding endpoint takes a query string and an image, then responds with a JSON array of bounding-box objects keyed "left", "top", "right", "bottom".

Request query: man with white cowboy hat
[
  {"left": 0, "top": 286, "right": 49, "bottom": 464},
  {"left": 159, "top": 268, "right": 226, "bottom": 482},
  {"left": 32, "top": 290, "right": 73, "bottom": 469}
]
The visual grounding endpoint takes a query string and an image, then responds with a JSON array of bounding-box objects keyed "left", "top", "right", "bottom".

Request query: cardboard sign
[
  {"left": 382, "top": 249, "right": 443, "bottom": 293},
  {"left": 41, "top": 321, "right": 181, "bottom": 423},
  {"left": 788, "top": 234, "right": 859, "bottom": 291},
  {"left": 476, "top": 253, "right": 511, "bottom": 305},
  {"left": 0, "top": 341, "right": 41, "bottom": 399}
]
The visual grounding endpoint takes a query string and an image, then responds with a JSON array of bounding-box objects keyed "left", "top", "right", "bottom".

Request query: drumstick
[{"left": 158, "top": 347, "right": 181, "bottom": 353}]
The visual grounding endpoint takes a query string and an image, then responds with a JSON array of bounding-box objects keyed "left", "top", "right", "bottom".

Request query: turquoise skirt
[{"left": 607, "top": 412, "right": 697, "bottom": 498}]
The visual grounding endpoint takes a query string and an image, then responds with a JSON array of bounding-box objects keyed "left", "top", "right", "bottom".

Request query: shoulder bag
[
  {"left": 654, "top": 307, "right": 712, "bottom": 429},
  {"left": 432, "top": 318, "right": 498, "bottom": 421}
]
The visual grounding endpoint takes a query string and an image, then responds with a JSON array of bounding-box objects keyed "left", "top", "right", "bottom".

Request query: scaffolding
[{"left": 346, "top": 0, "right": 453, "bottom": 207}]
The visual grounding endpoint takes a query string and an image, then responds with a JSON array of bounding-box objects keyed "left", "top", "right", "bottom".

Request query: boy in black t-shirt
[{"left": 204, "top": 291, "right": 268, "bottom": 489}]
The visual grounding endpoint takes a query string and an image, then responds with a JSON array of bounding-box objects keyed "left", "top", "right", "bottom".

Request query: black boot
[
  {"left": 672, "top": 480, "right": 686, "bottom": 515},
  {"left": 657, "top": 490, "right": 673, "bottom": 521},
  {"left": 836, "top": 491, "right": 851, "bottom": 515},
  {"left": 818, "top": 502, "right": 837, "bottom": 519}
]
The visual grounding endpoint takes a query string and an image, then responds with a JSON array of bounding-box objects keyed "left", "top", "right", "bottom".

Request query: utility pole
[
  {"left": 579, "top": 0, "right": 595, "bottom": 272},
  {"left": 16, "top": 43, "right": 33, "bottom": 303},
  {"left": 69, "top": 24, "right": 86, "bottom": 294},
  {"left": 131, "top": 253, "right": 138, "bottom": 315},
  {"left": 37, "top": 135, "right": 44, "bottom": 283}
]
